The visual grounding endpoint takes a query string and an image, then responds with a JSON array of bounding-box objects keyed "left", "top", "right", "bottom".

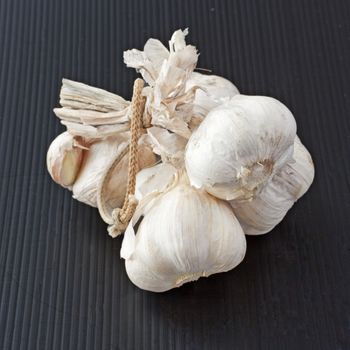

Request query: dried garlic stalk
[
  {"left": 124, "top": 28, "right": 199, "bottom": 139},
  {"left": 54, "top": 79, "right": 131, "bottom": 140}
]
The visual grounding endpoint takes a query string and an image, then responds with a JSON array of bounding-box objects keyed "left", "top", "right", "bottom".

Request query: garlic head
[
  {"left": 185, "top": 95, "right": 297, "bottom": 201},
  {"left": 72, "top": 135, "right": 128, "bottom": 206},
  {"left": 121, "top": 172, "right": 246, "bottom": 292},
  {"left": 72, "top": 134, "right": 156, "bottom": 208}
]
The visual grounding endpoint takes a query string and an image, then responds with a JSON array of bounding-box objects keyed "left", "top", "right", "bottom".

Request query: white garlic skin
[
  {"left": 186, "top": 72, "right": 239, "bottom": 114},
  {"left": 47, "top": 131, "right": 84, "bottom": 187},
  {"left": 232, "top": 137, "right": 315, "bottom": 235},
  {"left": 185, "top": 95, "right": 297, "bottom": 201},
  {"left": 135, "top": 162, "right": 177, "bottom": 201},
  {"left": 121, "top": 173, "right": 246, "bottom": 292},
  {"left": 72, "top": 135, "right": 156, "bottom": 207}
]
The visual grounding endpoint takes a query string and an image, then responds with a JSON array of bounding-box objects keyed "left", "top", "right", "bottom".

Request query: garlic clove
[
  {"left": 185, "top": 95, "right": 297, "bottom": 201},
  {"left": 46, "top": 131, "right": 84, "bottom": 187},
  {"left": 231, "top": 137, "right": 315, "bottom": 235},
  {"left": 186, "top": 72, "right": 239, "bottom": 115},
  {"left": 121, "top": 172, "right": 246, "bottom": 292}
]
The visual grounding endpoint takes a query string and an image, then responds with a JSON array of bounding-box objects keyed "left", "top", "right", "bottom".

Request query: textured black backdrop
[{"left": 0, "top": 0, "right": 349, "bottom": 349}]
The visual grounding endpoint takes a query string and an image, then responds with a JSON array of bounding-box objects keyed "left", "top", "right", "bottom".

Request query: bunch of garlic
[
  {"left": 119, "top": 95, "right": 314, "bottom": 292},
  {"left": 47, "top": 29, "right": 314, "bottom": 293}
]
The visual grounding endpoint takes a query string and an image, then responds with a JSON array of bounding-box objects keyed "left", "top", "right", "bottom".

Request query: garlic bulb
[
  {"left": 72, "top": 135, "right": 156, "bottom": 207},
  {"left": 186, "top": 72, "right": 239, "bottom": 115},
  {"left": 121, "top": 171, "right": 246, "bottom": 292},
  {"left": 185, "top": 95, "right": 297, "bottom": 201},
  {"left": 47, "top": 131, "right": 84, "bottom": 187},
  {"left": 231, "top": 137, "right": 314, "bottom": 235}
]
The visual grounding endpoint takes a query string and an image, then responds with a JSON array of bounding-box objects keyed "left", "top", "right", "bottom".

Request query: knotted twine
[{"left": 97, "top": 78, "right": 151, "bottom": 237}]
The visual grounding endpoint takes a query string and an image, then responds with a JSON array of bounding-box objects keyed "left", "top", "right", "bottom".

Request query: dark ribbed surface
[{"left": 0, "top": 0, "right": 349, "bottom": 349}]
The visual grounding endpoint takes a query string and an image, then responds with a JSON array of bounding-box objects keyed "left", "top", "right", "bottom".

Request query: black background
[{"left": 0, "top": 0, "right": 349, "bottom": 349}]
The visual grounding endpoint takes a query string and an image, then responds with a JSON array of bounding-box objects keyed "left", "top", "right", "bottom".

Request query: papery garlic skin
[
  {"left": 185, "top": 95, "right": 297, "bottom": 201},
  {"left": 135, "top": 163, "right": 177, "bottom": 201},
  {"left": 47, "top": 132, "right": 84, "bottom": 187},
  {"left": 186, "top": 72, "right": 239, "bottom": 115},
  {"left": 72, "top": 135, "right": 156, "bottom": 207},
  {"left": 232, "top": 137, "right": 315, "bottom": 235},
  {"left": 146, "top": 126, "right": 188, "bottom": 168},
  {"left": 121, "top": 172, "right": 246, "bottom": 292},
  {"left": 125, "top": 29, "right": 199, "bottom": 139}
]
